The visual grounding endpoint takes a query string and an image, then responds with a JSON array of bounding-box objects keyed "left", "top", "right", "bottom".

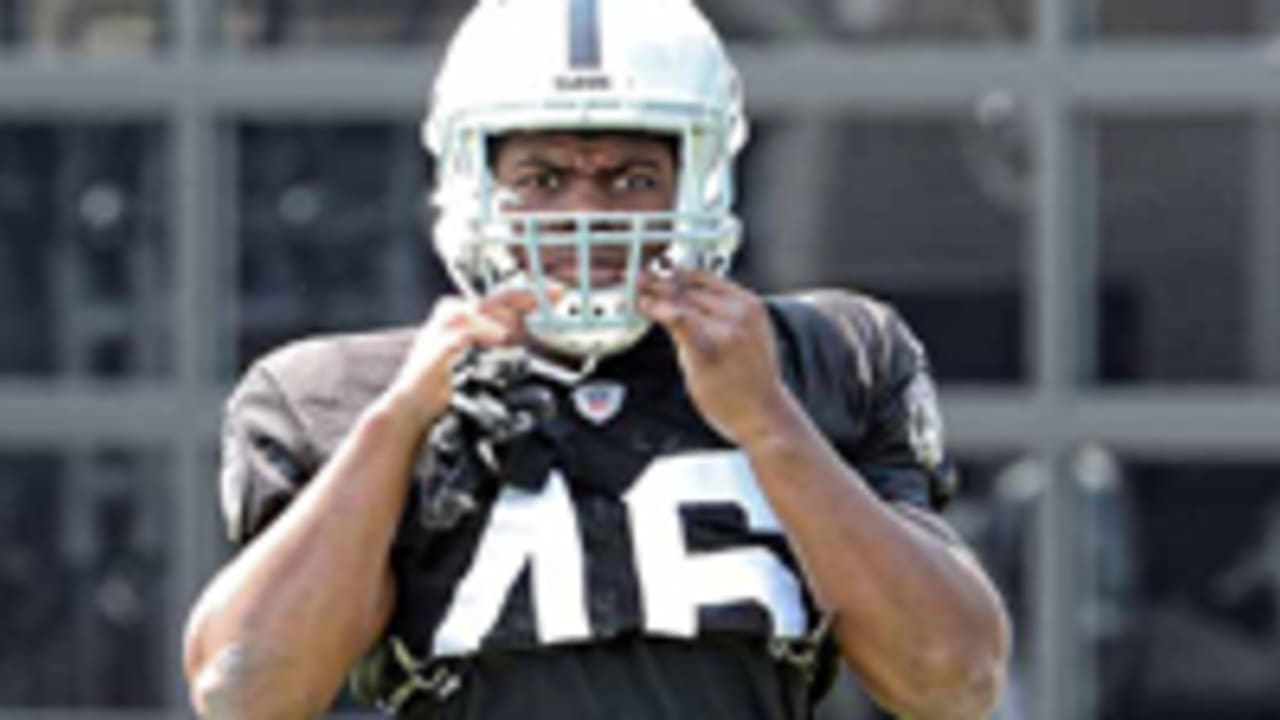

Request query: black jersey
[{"left": 218, "top": 290, "right": 956, "bottom": 719}]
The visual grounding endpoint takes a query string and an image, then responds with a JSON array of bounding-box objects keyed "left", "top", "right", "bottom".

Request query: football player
[{"left": 183, "top": 0, "right": 1011, "bottom": 718}]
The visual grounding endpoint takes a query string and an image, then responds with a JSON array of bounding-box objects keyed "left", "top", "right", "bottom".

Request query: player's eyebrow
[
  {"left": 506, "top": 154, "right": 666, "bottom": 174},
  {"left": 612, "top": 158, "right": 665, "bottom": 172},
  {"left": 506, "top": 156, "right": 563, "bottom": 172}
]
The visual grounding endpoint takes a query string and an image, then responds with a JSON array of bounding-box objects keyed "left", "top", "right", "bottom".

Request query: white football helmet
[{"left": 423, "top": 0, "right": 748, "bottom": 360}]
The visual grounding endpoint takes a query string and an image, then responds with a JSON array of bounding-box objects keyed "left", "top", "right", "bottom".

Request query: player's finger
[
  {"left": 460, "top": 305, "right": 521, "bottom": 347},
  {"left": 641, "top": 272, "right": 734, "bottom": 322},
  {"left": 479, "top": 287, "right": 560, "bottom": 341},
  {"left": 636, "top": 273, "right": 680, "bottom": 301},
  {"left": 637, "top": 292, "right": 693, "bottom": 335},
  {"left": 638, "top": 291, "right": 724, "bottom": 359},
  {"left": 484, "top": 285, "right": 569, "bottom": 324},
  {"left": 678, "top": 283, "right": 740, "bottom": 320},
  {"left": 638, "top": 268, "right": 738, "bottom": 306},
  {"left": 478, "top": 286, "right": 540, "bottom": 317},
  {"left": 428, "top": 295, "right": 467, "bottom": 322},
  {"left": 640, "top": 274, "right": 737, "bottom": 324},
  {"left": 669, "top": 268, "right": 738, "bottom": 296}
]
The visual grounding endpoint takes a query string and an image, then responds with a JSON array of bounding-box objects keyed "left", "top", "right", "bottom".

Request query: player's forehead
[{"left": 493, "top": 130, "right": 677, "bottom": 168}]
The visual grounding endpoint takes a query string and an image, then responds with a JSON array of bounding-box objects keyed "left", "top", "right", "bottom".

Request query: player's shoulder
[
  {"left": 767, "top": 287, "right": 906, "bottom": 358},
  {"left": 769, "top": 286, "right": 896, "bottom": 329},
  {"left": 234, "top": 326, "right": 417, "bottom": 414}
]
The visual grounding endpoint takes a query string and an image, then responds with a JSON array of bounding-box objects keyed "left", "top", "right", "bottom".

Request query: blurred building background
[{"left": 2, "top": 0, "right": 1280, "bottom": 718}]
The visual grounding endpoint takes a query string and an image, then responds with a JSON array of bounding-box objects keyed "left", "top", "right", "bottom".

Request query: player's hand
[
  {"left": 638, "top": 270, "right": 794, "bottom": 448},
  {"left": 384, "top": 288, "right": 541, "bottom": 431}
]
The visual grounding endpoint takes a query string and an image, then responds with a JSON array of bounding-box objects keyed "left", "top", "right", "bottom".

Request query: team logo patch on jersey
[{"left": 572, "top": 381, "right": 626, "bottom": 425}]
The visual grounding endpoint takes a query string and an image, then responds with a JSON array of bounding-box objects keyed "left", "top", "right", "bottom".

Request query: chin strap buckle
[
  {"left": 768, "top": 611, "right": 835, "bottom": 676},
  {"left": 380, "top": 638, "right": 463, "bottom": 713}
]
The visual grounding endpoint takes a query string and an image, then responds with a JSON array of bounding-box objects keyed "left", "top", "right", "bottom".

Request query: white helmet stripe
[{"left": 568, "top": 0, "right": 602, "bottom": 69}]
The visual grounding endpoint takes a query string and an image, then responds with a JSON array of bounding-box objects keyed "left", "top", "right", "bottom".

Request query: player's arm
[
  {"left": 182, "top": 291, "right": 538, "bottom": 719},
  {"left": 184, "top": 400, "right": 412, "bottom": 719},
  {"left": 640, "top": 272, "right": 1010, "bottom": 720}
]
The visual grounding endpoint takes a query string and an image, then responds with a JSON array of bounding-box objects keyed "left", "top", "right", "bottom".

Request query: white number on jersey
[
  {"left": 624, "top": 451, "right": 806, "bottom": 638},
  {"left": 433, "top": 472, "right": 590, "bottom": 655},
  {"left": 431, "top": 451, "right": 807, "bottom": 656}
]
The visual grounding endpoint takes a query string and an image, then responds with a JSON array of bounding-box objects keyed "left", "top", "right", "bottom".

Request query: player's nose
[
  {"left": 559, "top": 176, "right": 620, "bottom": 214},
  {"left": 538, "top": 182, "right": 629, "bottom": 237}
]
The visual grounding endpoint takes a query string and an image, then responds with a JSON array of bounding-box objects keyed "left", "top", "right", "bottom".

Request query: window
[
  {"left": 0, "top": 123, "right": 170, "bottom": 380},
  {"left": 0, "top": 448, "right": 170, "bottom": 708}
]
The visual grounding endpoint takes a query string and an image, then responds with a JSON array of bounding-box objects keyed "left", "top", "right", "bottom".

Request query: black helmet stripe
[{"left": 568, "top": 0, "right": 601, "bottom": 69}]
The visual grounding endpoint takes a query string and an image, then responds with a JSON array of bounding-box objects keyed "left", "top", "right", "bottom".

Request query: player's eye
[
  {"left": 612, "top": 171, "right": 659, "bottom": 193},
  {"left": 515, "top": 170, "right": 563, "bottom": 192}
]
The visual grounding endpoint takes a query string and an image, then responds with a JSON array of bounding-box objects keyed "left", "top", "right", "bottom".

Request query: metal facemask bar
[{"left": 476, "top": 209, "right": 739, "bottom": 334}]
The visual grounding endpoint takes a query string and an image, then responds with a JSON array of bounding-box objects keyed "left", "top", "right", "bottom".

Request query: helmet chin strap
[{"left": 524, "top": 351, "right": 600, "bottom": 386}]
